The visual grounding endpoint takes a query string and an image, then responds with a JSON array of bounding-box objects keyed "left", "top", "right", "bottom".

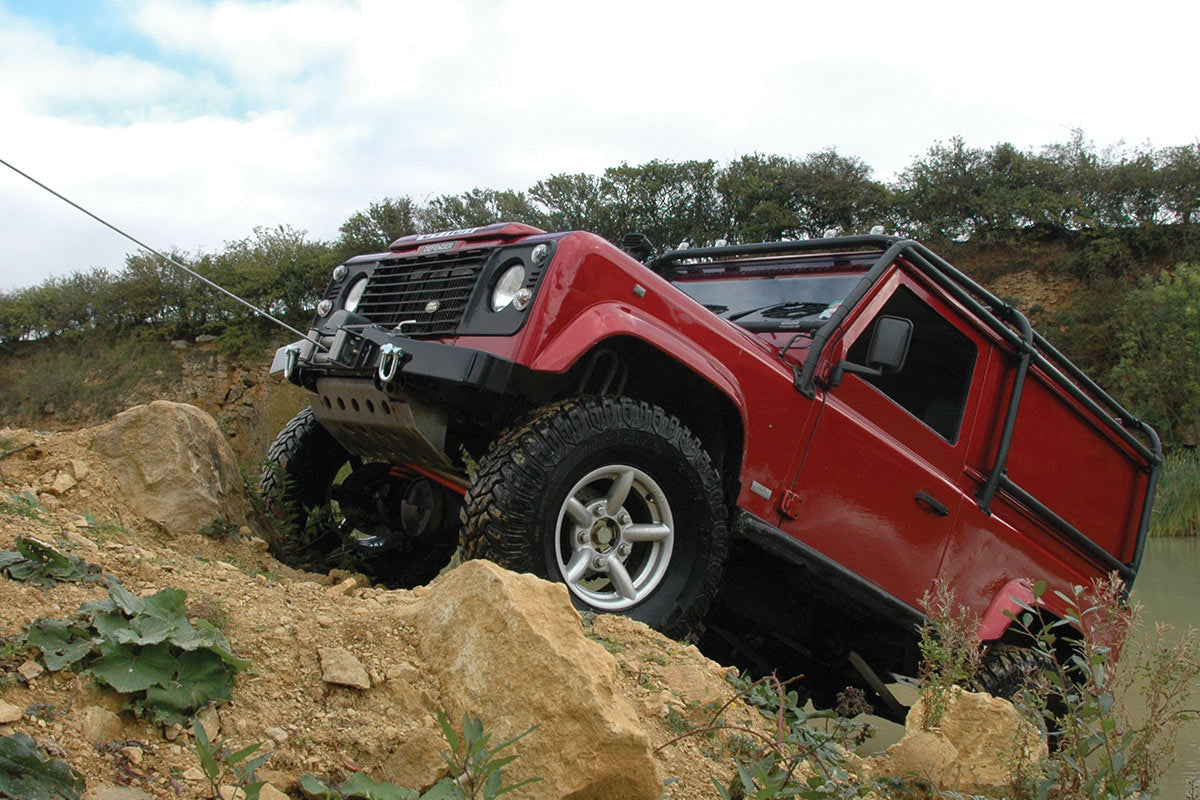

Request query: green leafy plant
[
  {"left": 300, "top": 710, "right": 539, "bottom": 800},
  {"left": 433, "top": 710, "right": 540, "bottom": 800},
  {"left": 0, "top": 732, "right": 85, "bottom": 800},
  {"left": 657, "top": 672, "right": 873, "bottom": 799},
  {"left": 81, "top": 510, "right": 129, "bottom": 542},
  {"left": 24, "top": 578, "right": 250, "bottom": 725},
  {"left": 0, "top": 537, "right": 100, "bottom": 586},
  {"left": 197, "top": 518, "right": 240, "bottom": 540},
  {"left": 299, "top": 771, "right": 421, "bottom": 800},
  {"left": 917, "top": 579, "right": 983, "bottom": 729},
  {"left": 0, "top": 491, "right": 44, "bottom": 519},
  {"left": 192, "top": 720, "right": 270, "bottom": 800},
  {"left": 1003, "top": 575, "right": 1200, "bottom": 799}
]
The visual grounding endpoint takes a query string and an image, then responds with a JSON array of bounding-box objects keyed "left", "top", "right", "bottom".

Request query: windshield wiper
[{"left": 727, "top": 301, "right": 827, "bottom": 322}]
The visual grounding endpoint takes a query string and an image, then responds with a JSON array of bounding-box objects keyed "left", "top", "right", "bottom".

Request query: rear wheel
[
  {"left": 974, "top": 643, "right": 1051, "bottom": 701},
  {"left": 260, "top": 407, "right": 458, "bottom": 587},
  {"left": 461, "top": 396, "right": 728, "bottom": 639}
]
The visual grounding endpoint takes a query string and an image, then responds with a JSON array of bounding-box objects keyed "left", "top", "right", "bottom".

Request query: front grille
[{"left": 355, "top": 248, "right": 488, "bottom": 337}]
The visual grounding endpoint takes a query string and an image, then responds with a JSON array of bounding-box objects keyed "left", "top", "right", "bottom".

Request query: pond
[{"left": 1130, "top": 536, "right": 1200, "bottom": 797}]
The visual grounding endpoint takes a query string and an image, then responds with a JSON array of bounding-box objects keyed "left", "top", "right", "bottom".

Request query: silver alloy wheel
[{"left": 554, "top": 464, "right": 674, "bottom": 611}]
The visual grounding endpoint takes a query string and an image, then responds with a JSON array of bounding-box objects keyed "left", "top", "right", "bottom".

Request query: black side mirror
[{"left": 829, "top": 315, "right": 913, "bottom": 387}]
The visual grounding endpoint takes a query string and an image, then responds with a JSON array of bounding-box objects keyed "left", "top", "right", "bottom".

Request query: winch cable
[{"left": 0, "top": 156, "right": 324, "bottom": 350}]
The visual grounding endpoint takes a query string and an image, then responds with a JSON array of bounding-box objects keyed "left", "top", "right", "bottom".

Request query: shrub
[{"left": 1005, "top": 575, "right": 1200, "bottom": 799}]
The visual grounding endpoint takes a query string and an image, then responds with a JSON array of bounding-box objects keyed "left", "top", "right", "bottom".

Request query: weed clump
[
  {"left": 917, "top": 580, "right": 982, "bottom": 729},
  {"left": 0, "top": 491, "right": 44, "bottom": 520},
  {"left": 24, "top": 578, "right": 249, "bottom": 725},
  {"left": 0, "top": 537, "right": 100, "bottom": 586},
  {"left": 1003, "top": 575, "right": 1200, "bottom": 799},
  {"left": 300, "top": 710, "right": 538, "bottom": 800}
]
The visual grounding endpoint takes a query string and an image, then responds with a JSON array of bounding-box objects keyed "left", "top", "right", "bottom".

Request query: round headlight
[
  {"left": 491, "top": 263, "right": 526, "bottom": 312},
  {"left": 344, "top": 276, "right": 368, "bottom": 313},
  {"left": 332, "top": 264, "right": 348, "bottom": 281}
]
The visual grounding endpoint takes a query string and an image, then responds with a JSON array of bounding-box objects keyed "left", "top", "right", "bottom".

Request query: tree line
[{"left": 1, "top": 132, "right": 1198, "bottom": 446}]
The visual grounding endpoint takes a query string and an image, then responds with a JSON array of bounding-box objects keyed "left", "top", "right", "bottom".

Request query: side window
[{"left": 846, "top": 285, "right": 977, "bottom": 441}]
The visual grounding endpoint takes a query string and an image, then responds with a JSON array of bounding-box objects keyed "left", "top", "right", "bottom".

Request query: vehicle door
[{"left": 779, "top": 271, "right": 988, "bottom": 607}]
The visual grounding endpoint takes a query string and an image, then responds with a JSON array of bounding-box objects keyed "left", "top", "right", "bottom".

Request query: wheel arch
[{"left": 562, "top": 335, "right": 747, "bottom": 508}]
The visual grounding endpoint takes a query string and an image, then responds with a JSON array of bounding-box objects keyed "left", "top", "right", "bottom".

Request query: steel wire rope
[{"left": 0, "top": 156, "right": 324, "bottom": 349}]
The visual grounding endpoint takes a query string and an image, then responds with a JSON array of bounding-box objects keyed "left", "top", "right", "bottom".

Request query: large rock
[
  {"left": 410, "top": 560, "right": 660, "bottom": 800},
  {"left": 867, "top": 687, "right": 1047, "bottom": 793},
  {"left": 90, "top": 401, "right": 247, "bottom": 536}
]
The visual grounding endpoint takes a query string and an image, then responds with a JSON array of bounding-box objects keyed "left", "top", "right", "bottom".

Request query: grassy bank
[
  {"left": 1151, "top": 452, "right": 1200, "bottom": 537},
  {"left": 0, "top": 334, "right": 182, "bottom": 428}
]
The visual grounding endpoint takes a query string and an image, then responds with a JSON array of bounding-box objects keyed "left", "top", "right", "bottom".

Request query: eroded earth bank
[{"left": 0, "top": 402, "right": 1037, "bottom": 800}]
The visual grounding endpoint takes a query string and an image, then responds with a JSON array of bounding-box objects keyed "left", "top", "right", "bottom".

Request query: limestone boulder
[
  {"left": 410, "top": 560, "right": 660, "bottom": 800},
  {"left": 868, "top": 687, "right": 1047, "bottom": 793},
  {"left": 90, "top": 401, "right": 247, "bottom": 536}
]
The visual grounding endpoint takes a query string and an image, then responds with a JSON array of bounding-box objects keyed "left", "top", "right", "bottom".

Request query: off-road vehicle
[{"left": 263, "top": 223, "right": 1160, "bottom": 718}]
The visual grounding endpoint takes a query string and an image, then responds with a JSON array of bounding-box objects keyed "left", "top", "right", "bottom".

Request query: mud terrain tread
[
  {"left": 461, "top": 395, "right": 728, "bottom": 639},
  {"left": 260, "top": 406, "right": 342, "bottom": 504},
  {"left": 973, "top": 643, "right": 1050, "bottom": 700}
]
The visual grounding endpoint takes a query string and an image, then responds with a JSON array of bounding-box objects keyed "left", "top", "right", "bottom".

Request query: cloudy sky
[{"left": 1, "top": 0, "right": 1197, "bottom": 291}]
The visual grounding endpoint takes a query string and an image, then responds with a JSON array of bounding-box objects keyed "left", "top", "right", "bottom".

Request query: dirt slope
[{"left": 0, "top": 420, "right": 771, "bottom": 800}]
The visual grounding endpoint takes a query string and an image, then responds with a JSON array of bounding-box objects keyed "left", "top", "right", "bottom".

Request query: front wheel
[
  {"left": 260, "top": 407, "right": 458, "bottom": 587},
  {"left": 461, "top": 396, "right": 728, "bottom": 639}
]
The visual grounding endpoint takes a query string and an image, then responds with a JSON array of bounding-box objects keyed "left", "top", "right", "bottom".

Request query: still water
[{"left": 1130, "top": 536, "right": 1200, "bottom": 797}]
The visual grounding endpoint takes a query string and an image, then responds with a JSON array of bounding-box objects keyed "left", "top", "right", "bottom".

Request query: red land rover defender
[{"left": 264, "top": 224, "right": 1160, "bottom": 719}]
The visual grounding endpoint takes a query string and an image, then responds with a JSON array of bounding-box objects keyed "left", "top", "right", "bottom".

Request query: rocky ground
[{"left": 0, "top": 403, "right": 1039, "bottom": 800}]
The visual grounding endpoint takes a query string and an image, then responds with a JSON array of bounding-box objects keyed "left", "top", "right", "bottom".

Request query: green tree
[
  {"left": 1157, "top": 143, "right": 1200, "bottom": 225},
  {"left": 529, "top": 173, "right": 608, "bottom": 234},
  {"left": 419, "top": 188, "right": 547, "bottom": 232},
  {"left": 336, "top": 196, "right": 420, "bottom": 258},
  {"left": 717, "top": 153, "right": 803, "bottom": 242},
  {"left": 894, "top": 137, "right": 992, "bottom": 240},
  {"left": 597, "top": 159, "right": 725, "bottom": 250},
  {"left": 791, "top": 148, "right": 888, "bottom": 238},
  {"left": 1107, "top": 263, "right": 1200, "bottom": 445}
]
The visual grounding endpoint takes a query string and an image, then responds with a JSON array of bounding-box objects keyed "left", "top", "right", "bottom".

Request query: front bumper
[
  {"left": 270, "top": 323, "right": 542, "bottom": 469},
  {"left": 270, "top": 321, "right": 524, "bottom": 396}
]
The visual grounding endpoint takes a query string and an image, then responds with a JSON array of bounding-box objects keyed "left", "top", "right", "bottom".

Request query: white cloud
[{"left": 1, "top": 0, "right": 1198, "bottom": 292}]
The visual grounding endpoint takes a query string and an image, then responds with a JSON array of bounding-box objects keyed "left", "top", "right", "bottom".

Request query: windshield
[{"left": 672, "top": 273, "right": 862, "bottom": 331}]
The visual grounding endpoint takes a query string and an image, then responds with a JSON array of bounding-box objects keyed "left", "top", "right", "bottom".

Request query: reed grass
[{"left": 1150, "top": 451, "right": 1200, "bottom": 537}]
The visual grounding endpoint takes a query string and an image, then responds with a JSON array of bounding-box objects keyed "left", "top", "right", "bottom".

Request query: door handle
[{"left": 914, "top": 491, "right": 950, "bottom": 517}]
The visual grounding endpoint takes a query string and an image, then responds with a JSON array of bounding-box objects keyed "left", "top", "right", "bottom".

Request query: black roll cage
[{"left": 653, "top": 235, "right": 1162, "bottom": 581}]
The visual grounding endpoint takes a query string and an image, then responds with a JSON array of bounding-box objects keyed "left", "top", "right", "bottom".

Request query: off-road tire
[
  {"left": 972, "top": 643, "right": 1051, "bottom": 700},
  {"left": 461, "top": 396, "right": 728, "bottom": 639},
  {"left": 261, "top": 407, "right": 455, "bottom": 587}
]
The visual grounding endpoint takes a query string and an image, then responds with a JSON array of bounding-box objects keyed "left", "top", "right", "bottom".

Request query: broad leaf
[
  {"left": 139, "top": 650, "right": 234, "bottom": 723},
  {"left": 87, "top": 642, "right": 178, "bottom": 693},
  {"left": 0, "top": 733, "right": 85, "bottom": 800},
  {"left": 26, "top": 619, "right": 95, "bottom": 671},
  {"left": 340, "top": 772, "right": 420, "bottom": 800},
  {"left": 298, "top": 773, "right": 343, "bottom": 799},
  {"left": 105, "top": 579, "right": 145, "bottom": 616}
]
